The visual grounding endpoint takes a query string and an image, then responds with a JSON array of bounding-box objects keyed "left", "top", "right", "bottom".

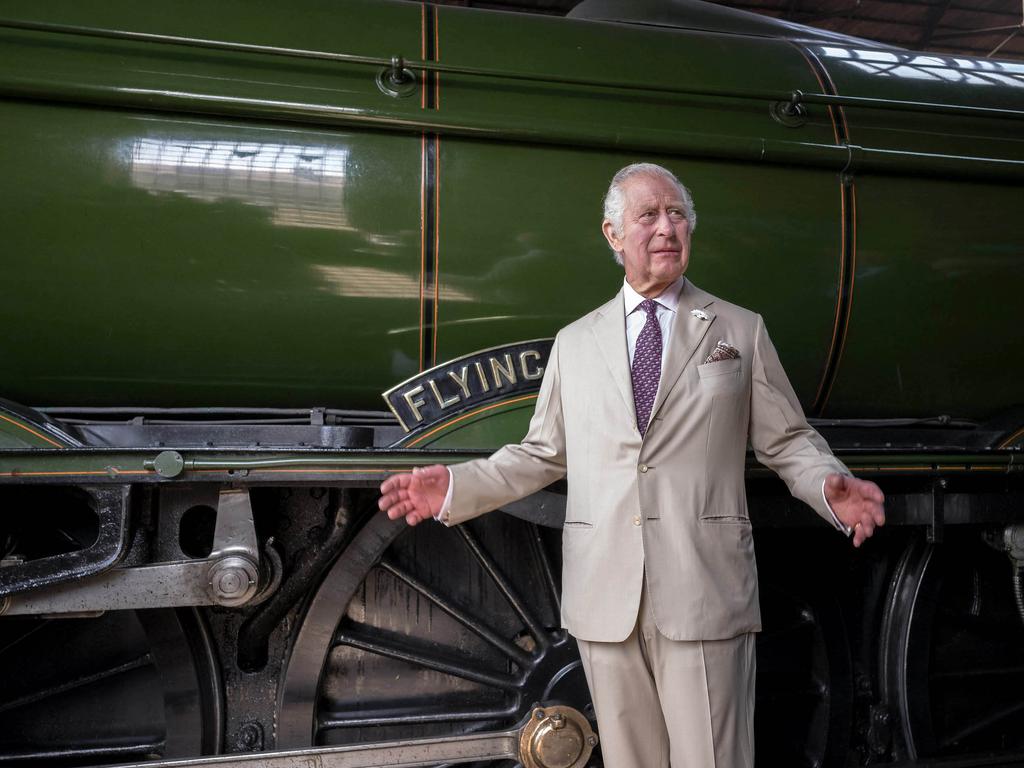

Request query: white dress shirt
[
  {"left": 623, "top": 276, "right": 682, "bottom": 369},
  {"left": 437, "top": 276, "right": 846, "bottom": 533}
]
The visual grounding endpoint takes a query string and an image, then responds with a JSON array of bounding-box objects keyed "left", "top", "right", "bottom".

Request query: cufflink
[{"left": 690, "top": 309, "right": 710, "bottom": 321}]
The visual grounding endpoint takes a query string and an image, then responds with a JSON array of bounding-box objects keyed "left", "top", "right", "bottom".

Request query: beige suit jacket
[{"left": 447, "top": 280, "right": 850, "bottom": 643}]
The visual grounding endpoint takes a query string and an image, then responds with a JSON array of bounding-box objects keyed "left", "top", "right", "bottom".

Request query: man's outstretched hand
[
  {"left": 825, "top": 473, "right": 885, "bottom": 547},
  {"left": 378, "top": 464, "right": 450, "bottom": 526}
]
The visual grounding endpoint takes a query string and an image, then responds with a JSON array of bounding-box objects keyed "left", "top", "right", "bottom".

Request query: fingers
[
  {"left": 383, "top": 499, "right": 416, "bottom": 520},
  {"left": 379, "top": 466, "right": 449, "bottom": 526},
  {"left": 853, "top": 479, "right": 886, "bottom": 528},
  {"left": 850, "top": 501, "right": 885, "bottom": 547},
  {"left": 831, "top": 475, "right": 886, "bottom": 548},
  {"left": 378, "top": 485, "right": 414, "bottom": 512},
  {"left": 406, "top": 510, "right": 428, "bottom": 526},
  {"left": 851, "top": 517, "right": 877, "bottom": 547},
  {"left": 380, "top": 473, "right": 413, "bottom": 495}
]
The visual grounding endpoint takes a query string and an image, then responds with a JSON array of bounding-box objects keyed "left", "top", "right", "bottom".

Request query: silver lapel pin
[{"left": 690, "top": 309, "right": 710, "bottom": 321}]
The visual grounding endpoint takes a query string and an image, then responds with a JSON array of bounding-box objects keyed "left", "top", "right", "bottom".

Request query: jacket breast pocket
[{"left": 696, "top": 357, "right": 743, "bottom": 394}]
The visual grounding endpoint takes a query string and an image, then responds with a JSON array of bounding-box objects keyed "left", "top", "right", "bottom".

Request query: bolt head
[{"left": 207, "top": 556, "right": 258, "bottom": 606}]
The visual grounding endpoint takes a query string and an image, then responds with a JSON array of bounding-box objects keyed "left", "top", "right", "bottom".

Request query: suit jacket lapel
[
  {"left": 648, "top": 280, "right": 716, "bottom": 426},
  {"left": 590, "top": 290, "right": 635, "bottom": 423}
]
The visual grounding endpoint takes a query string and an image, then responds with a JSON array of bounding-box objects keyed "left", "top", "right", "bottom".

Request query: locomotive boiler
[{"left": 0, "top": 0, "right": 1022, "bottom": 766}]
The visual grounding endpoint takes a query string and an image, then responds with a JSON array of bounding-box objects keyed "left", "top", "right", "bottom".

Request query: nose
[{"left": 655, "top": 210, "right": 675, "bottom": 236}]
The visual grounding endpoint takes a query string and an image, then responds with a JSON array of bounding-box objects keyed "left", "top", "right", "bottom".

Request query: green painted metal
[
  {"left": 826, "top": 176, "right": 1023, "bottom": 419},
  {"left": 0, "top": 414, "right": 66, "bottom": 449},
  {"left": 0, "top": 403, "right": 76, "bottom": 449},
  {"left": 0, "top": 0, "right": 1021, "bottom": 449},
  {"left": 0, "top": 446, "right": 1017, "bottom": 484}
]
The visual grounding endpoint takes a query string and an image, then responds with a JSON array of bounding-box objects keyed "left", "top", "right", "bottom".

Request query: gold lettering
[
  {"left": 519, "top": 350, "right": 544, "bottom": 381},
  {"left": 428, "top": 378, "right": 460, "bottom": 409},
  {"left": 448, "top": 366, "right": 472, "bottom": 398},
  {"left": 491, "top": 354, "right": 517, "bottom": 389},
  {"left": 474, "top": 361, "right": 490, "bottom": 392},
  {"left": 402, "top": 385, "right": 427, "bottom": 423}
]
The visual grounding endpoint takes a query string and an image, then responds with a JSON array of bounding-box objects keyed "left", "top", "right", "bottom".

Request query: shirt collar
[{"left": 623, "top": 276, "right": 685, "bottom": 316}]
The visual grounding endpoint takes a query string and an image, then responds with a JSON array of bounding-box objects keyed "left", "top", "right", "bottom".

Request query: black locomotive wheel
[
  {"left": 280, "top": 512, "right": 854, "bottom": 767},
  {"left": 0, "top": 608, "right": 222, "bottom": 766},
  {"left": 279, "top": 511, "right": 591, "bottom": 766},
  {"left": 753, "top": 528, "right": 854, "bottom": 768},
  {"left": 755, "top": 582, "right": 853, "bottom": 768},
  {"left": 881, "top": 532, "right": 1024, "bottom": 762}
]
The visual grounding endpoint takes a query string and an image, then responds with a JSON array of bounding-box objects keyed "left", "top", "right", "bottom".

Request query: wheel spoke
[
  {"left": 319, "top": 704, "right": 517, "bottom": 730},
  {"left": 378, "top": 559, "right": 532, "bottom": 668},
  {"left": 334, "top": 627, "right": 520, "bottom": 692},
  {"left": 530, "top": 524, "right": 560, "bottom": 614},
  {"left": 458, "top": 526, "right": 549, "bottom": 649},
  {"left": 0, "top": 620, "right": 51, "bottom": 660},
  {"left": 940, "top": 699, "right": 1024, "bottom": 747},
  {"left": 0, "top": 654, "right": 152, "bottom": 714}
]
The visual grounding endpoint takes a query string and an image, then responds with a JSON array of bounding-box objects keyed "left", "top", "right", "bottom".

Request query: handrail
[
  {"left": 788, "top": 89, "right": 1024, "bottom": 121},
  {"left": 1, "top": 18, "right": 1023, "bottom": 122}
]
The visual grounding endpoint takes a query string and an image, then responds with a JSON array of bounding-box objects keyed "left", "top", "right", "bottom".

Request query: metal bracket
[
  {"left": 769, "top": 91, "right": 807, "bottom": 127},
  {"left": 0, "top": 484, "right": 131, "bottom": 597},
  {"left": 1, "top": 488, "right": 260, "bottom": 615},
  {"left": 376, "top": 55, "right": 417, "bottom": 98}
]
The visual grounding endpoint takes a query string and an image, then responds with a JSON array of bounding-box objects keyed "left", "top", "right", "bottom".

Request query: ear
[{"left": 601, "top": 219, "right": 622, "bottom": 254}]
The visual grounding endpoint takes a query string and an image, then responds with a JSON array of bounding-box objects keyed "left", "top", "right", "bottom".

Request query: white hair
[{"left": 602, "top": 163, "right": 697, "bottom": 265}]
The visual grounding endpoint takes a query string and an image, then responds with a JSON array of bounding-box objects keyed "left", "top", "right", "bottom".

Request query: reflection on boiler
[
  {"left": 129, "top": 139, "right": 351, "bottom": 230},
  {"left": 311, "top": 265, "right": 475, "bottom": 302},
  {"left": 818, "top": 46, "right": 1024, "bottom": 87}
]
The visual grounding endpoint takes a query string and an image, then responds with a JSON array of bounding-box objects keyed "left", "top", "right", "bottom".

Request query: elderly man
[{"left": 379, "top": 162, "right": 885, "bottom": 768}]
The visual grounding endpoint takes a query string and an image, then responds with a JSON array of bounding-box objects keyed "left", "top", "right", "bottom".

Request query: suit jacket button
[
  {"left": 639, "top": 464, "right": 649, "bottom": 473},
  {"left": 633, "top": 516, "right": 641, "bottom": 526}
]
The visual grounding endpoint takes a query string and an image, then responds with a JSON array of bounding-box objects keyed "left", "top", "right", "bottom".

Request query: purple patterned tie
[{"left": 631, "top": 298, "right": 662, "bottom": 436}]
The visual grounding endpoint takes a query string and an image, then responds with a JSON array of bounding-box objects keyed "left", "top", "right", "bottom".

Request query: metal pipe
[
  {"left": 2, "top": 18, "right": 1023, "bottom": 122},
  {"left": 0, "top": 76, "right": 1020, "bottom": 183},
  {"left": 788, "top": 89, "right": 1024, "bottom": 121}
]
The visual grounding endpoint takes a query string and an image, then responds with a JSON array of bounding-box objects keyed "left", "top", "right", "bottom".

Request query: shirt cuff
[
  {"left": 436, "top": 467, "right": 454, "bottom": 524},
  {"left": 822, "top": 477, "right": 852, "bottom": 536}
]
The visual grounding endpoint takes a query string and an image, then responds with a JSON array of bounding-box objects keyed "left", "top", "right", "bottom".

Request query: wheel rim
[
  {"left": 882, "top": 533, "right": 1024, "bottom": 760},
  {"left": 279, "top": 512, "right": 594, "bottom": 763},
  {"left": 0, "top": 607, "right": 222, "bottom": 765},
  {"left": 754, "top": 570, "right": 852, "bottom": 767}
]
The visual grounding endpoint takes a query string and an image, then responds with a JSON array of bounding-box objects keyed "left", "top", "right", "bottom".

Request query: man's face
[{"left": 602, "top": 173, "right": 691, "bottom": 297}]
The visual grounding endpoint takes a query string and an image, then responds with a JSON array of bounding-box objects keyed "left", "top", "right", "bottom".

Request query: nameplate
[{"left": 383, "top": 339, "right": 554, "bottom": 433}]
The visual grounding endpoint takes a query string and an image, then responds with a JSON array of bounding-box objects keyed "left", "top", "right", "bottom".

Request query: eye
[
  {"left": 639, "top": 210, "right": 656, "bottom": 220},
  {"left": 669, "top": 208, "right": 686, "bottom": 219}
]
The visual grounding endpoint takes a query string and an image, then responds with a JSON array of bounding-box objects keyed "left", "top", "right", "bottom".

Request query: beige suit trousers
[{"left": 576, "top": 579, "right": 756, "bottom": 768}]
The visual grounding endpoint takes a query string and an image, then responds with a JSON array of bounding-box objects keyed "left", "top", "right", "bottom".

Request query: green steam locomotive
[{"left": 1, "top": 0, "right": 1022, "bottom": 766}]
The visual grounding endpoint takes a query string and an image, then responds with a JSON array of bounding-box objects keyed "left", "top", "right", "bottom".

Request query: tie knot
[{"left": 640, "top": 299, "right": 659, "bottom": 317}]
